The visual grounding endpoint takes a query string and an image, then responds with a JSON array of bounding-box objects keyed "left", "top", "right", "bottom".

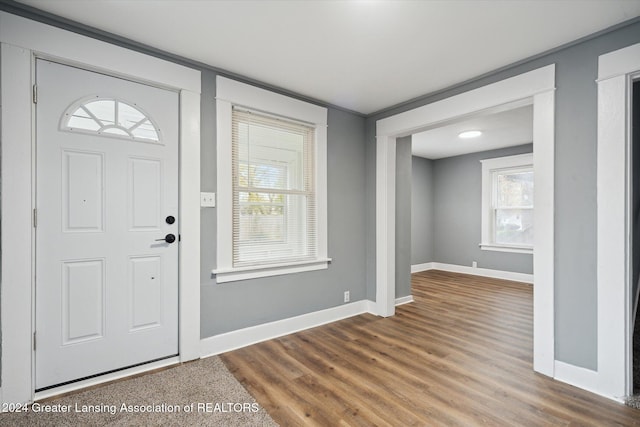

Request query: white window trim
[
  {"left": 480, "top": 153, "right": 534, "bottom": 254},
  {"left": 481, "top": 244, "right": 533, "bottom": 254},
  {"left": 213, "top": 76, "right": 329, "bottom": 283}
]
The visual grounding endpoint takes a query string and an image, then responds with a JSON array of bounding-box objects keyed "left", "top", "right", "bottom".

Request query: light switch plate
[{"left": 201, "top": 192, "right": 216, "bottom": 208}]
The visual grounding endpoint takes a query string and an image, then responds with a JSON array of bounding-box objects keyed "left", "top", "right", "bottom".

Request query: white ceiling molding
[{"left": 15, "top": 0, "right": 640, "bottom": 114}]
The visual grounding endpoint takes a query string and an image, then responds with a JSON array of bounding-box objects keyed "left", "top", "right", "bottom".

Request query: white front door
[{"left": 35, "top": 59, "right": 179, "bottom": 390}]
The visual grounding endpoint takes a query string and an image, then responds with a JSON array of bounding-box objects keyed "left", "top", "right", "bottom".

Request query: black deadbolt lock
[{"left": 166, "top": 215, "right": 175, "bottom": 224}]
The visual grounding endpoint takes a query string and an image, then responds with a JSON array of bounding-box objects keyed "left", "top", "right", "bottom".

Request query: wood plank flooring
[{"left": 220, "top": 270, "right": 640, "bottom": 426}]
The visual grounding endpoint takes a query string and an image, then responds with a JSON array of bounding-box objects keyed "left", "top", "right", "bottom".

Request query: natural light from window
[
  {"left": 214, "top": 76, "right": 329, "bottom": 283},
  {"left": 494, "top": 169, "right": 533, "bottom": 246},
  {"left": 63, "top": 97, "right": 160, "bottom": 142},
  {"left": 232, "top": 109, "right": 316, "bottom": 267},
  {"left": 480, "top": 153, "right": 534, "bottom": 253}
]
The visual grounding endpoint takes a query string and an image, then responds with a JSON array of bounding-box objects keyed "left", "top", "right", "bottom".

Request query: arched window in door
[{"left": 62, "top": 96, "right": 161, "bottom": 143}]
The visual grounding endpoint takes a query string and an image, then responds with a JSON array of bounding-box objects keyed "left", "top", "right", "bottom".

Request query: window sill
[
  {"left": 212, "top": 258, "right": 332, "bottom": 283},
  {"left": 479, "top": 243, "right": 533, "bottom": 254}
]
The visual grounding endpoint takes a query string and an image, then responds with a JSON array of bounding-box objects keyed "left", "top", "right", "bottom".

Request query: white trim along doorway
[
  {"left": 596, "top": 41, "right": 640, "bottom": 400},
  {"left": 374, "top": 65, "right": 556, "bottom": 377},
  {"left": 0, "top": 11, "right": 201, "bottom": 404}
]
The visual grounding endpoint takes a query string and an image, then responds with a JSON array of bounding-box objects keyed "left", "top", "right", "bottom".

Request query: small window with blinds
[
  {"left": 214, "top": 76, "right": 329, "bottom": 283},
  {"left": 232, "top": 108, "right": 316, "bottom": 267}
]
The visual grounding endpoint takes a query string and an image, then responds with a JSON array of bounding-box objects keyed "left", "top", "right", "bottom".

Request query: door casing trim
[
  {"left": 374, "top": 64, "right": 556, "bottom": 378},
  {"left": 0, "top": 11, "right": 201, "bottom": 404},
  {"left": 595, "top": 41, "right": 640, "bottom": 399}
]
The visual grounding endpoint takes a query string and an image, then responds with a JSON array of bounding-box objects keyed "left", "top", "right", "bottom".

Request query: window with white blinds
[
  {"left": 480, "top": 153, "right": 534, "bottom": 254},
  {"left": 214, "top": 76, "right": 329, "bottom": 283},
  {"left": 232, "top": 108, "right": 316, "bottom": 267}
]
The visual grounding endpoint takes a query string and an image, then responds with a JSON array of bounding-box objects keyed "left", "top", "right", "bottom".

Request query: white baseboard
[
  {"left": 200, "top": 300, "right": 372, "bottom": 358},
  {"left": 201, "top": 263, "right": 534, "bottom": 360},
  {"left": 395, "top": 295, "right": 414, "bottom": 305},
  {"left": 363, "top": 299, "right": 377, "bottom": 314},
  {"left": 201, "top": 295, "right": 415, "bottom": 358},
  {"left": 411, "top": 262, "right": 435, "bottom": 273},
  {"left": 553, "top": 360, "right": 624, "bottom": 403},
  {"left": 411, "top": 262, "right": 533, "bottom": 284}
]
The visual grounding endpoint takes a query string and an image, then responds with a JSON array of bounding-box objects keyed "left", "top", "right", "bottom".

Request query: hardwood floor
[{"left": 221, "top": 270, "right": 640, "bottom": 426}]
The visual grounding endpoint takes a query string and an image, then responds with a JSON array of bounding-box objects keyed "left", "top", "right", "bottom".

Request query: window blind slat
[{"left": 232, "top": 107, "right": 316, "bottom": 267}]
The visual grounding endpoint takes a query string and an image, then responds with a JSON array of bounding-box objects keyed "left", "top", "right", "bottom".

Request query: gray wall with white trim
[
  {"left": 0, "top": 0, "right": 370, "bottom": 342},
  {"left": 395, "top": 136, "right": 412, "bottom": 299},
  {"left": 412, "top": 144, "right": 533, "bottom": 274},
  {"left": 2, "top": 1, "right": 640, "bottom": 372},
  {"left": 411, "top": 156, "right": 434, "bottom": 265},
  {"left": 366, "top": 20, "right": 640, "bottom": 370},
  {"left": 200, "top": 70, "right": 368, "bottom": 337}
]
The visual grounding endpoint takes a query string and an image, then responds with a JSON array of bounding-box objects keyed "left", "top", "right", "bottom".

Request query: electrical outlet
[
  {"left": 472, "top": 261, "right": 477, "bottom": 268},
  {"left": 201, "top": 192, "right": 216, "bottom": 208},
  {"left": 344, "top": 291, "right": 350, "bottom": 303}
]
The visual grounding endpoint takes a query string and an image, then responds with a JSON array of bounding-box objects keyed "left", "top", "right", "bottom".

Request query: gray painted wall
[
  {"left": 365, "top": 122, "right": 377, "bottom": 302},
  {"left": 1, "top": 2, "right": 640, "bottom": 374},
  {"left": 0, "top": 2, "right": 369, "bottom": 357},
  {"left": 432, "top": 145, "right": 533, "bottom": 273},
  {"left": 395, "top": 136, "right": 412, "bottom": 299},
  {"left": 398, "top": 142, "right": 533, "bottom": 299},
  {"left": 200, "top": 71, "right": 368, "bottom": 337},
  {"left": 410, "top": 145, "right": 533, "bottom": 273},
  {"left": 366, "top": 20, "right": 640, "bottom": 370},
  {"left": 411, "top": 156, "right": 434, "bottom": 265}
]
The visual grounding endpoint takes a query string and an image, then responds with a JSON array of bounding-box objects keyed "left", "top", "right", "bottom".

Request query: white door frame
[
  {"left": 0, "top": 11, "right": 201, "bottom": 404},
  {"left": 596, "top": 41, "right": 640, "bottom": 399},
  {"left": 374, "top": 65, "right": 556, "bottom": 377}
]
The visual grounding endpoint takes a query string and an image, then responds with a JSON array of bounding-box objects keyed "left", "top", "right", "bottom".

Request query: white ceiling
[
  {"left": 16, "top": 0, "right": 640, "bottom": 114},
  {"left": 411, "top": 105, "right": 533, "bottom": 159}
]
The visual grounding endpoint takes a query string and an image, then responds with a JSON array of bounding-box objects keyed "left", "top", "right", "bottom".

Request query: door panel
[
  {"left": 129, "top": 157, "right": 162, "bottom": 230},
  {"left": 36, "top": 59, "right": 179, "bottom": 389},
  {"left": 62, "top": 259, "right": 105, "bottom": 344},
  {"left": 129, "top": 255, "right": 163, "bottom": 331},
  {"left": 63, "top": 150, "right": 105, "bottom": 232}
]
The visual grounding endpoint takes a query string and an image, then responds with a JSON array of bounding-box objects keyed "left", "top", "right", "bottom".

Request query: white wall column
[{"left": 375, "top": 135, "right": 396, "bottom": 317}]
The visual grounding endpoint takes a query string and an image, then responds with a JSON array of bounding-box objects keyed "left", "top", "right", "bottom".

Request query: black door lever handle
[{"left": 155, "top": 233, "right": 176, "bottom": 244}]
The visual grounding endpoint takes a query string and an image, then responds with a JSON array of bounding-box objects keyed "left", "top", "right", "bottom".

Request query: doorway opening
[
  {"left": 399, "top": 105, "right": 535, "bottom": 365},
  {"left": 375, "top": 65, "right": 555, "bottom": 376},
  {"left": 405, "top": 104, "right": 534, "bottom": 281}
]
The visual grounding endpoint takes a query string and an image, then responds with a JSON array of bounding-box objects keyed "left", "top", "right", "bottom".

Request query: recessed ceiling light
[{"left": 458, "top": 130, "right": 482, "bottom": 139}]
